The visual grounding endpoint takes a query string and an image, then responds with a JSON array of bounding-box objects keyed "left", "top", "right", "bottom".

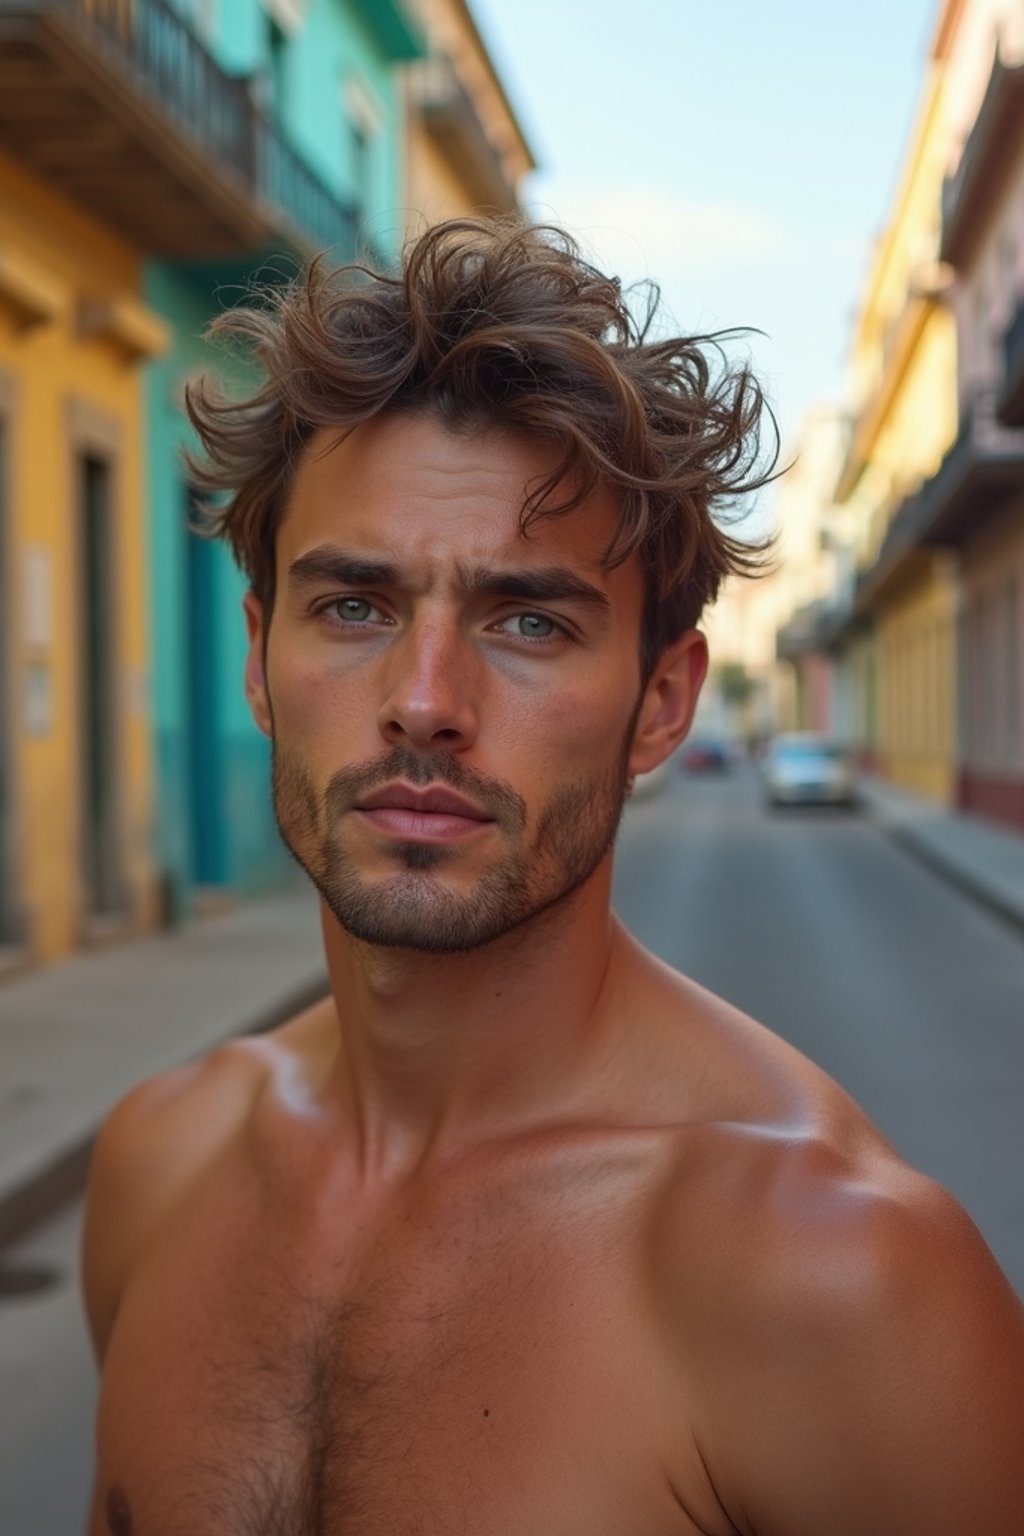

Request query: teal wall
[
  {"left": 144, "top": 0, "right": 421, "bottom": 916},
  {"left": 144, "top": 262, "right": 290, "bottom": 915}
]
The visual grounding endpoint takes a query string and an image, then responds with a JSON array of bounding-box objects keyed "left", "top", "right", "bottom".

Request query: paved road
[
  {"left": 0, "top": 1202, "right": 94, "bottom": 1532},
  {"left": 4, "top": 764, "right": 1023, "bottom": 1532}
]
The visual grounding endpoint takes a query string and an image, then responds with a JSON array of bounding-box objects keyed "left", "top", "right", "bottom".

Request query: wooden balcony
[{"left": 0, "top": 0, "right": 359, "bottom": 259}]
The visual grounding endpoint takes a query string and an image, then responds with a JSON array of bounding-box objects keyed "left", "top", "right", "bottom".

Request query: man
[{"left": 83, "top": 219, "right": 1024, "bottom": 1535}]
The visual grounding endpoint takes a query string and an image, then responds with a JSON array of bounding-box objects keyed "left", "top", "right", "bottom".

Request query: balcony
[
  {"left": 410, "top": 53, "right": 519, "bottom": 214},
  {"left": 776, "top": 600, "right": 827, "bottom": 661},
  {"left": 0, "top": 0, "right": 360, "bottom": 259},
  {"left": 854, "top": 392, "right": 1024, "bottom": 610},
  {"left": 941, "top": 51, "right": 1024, "bottom": 268},
  {"left": 776, "top": 594, "right": 863, "bottom": 658}
]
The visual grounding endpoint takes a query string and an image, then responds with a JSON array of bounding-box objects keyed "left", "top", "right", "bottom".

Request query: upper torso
[{"left": 84, "top": 964, "right": 919, "bottom": 1536}]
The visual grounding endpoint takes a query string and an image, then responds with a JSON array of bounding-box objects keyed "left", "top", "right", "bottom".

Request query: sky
[{"left": 471, "top": 0, "right": 939, "bottom": 523}]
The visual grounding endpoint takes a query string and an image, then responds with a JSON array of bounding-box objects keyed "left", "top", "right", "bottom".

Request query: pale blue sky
[{"left": 472, "top": 0, "right": 938, "bottom": 494}]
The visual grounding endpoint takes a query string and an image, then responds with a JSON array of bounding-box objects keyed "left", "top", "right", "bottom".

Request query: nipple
[{"left": 106, "top": 1485, "right": 134, "bottom": 1535}]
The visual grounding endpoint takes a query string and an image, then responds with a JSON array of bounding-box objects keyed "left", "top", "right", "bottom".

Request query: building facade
[
  {"left": 936, "top": 0, "right": 1024, "bottom": 828},
  {"left": 830, "top": 46, "right": 961, "bottom": 804},
  {"left": 0, "top": 26, "right": 170, "bottom": 965},
  {"left": 772, "top": 406, "right": 849, "bottom": 736}
]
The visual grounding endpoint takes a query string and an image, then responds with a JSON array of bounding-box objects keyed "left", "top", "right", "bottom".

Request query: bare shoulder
[
  {"left": 80, "top": 998, "right": 331, "bottom": 1363},
  {"left": 643, "top": 967, "right": 1024, "bottom": 1533}
]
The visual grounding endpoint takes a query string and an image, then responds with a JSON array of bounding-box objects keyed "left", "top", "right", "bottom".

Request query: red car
[{"left": 681, "top": 738, "right": 730, "bottom": 773}]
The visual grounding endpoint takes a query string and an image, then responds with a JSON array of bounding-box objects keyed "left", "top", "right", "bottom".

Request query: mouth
[{"left": 353, "top": 782, "right": 496, "bottom": 843}]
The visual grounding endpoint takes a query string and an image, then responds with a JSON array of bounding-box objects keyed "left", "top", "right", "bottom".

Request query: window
[{"left": 343, "top": 74, "right": 383, "bottom": 221}]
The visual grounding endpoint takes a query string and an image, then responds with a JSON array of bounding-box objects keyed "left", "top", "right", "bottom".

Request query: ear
[
  {"left": 628, "top": 629, "right": 708, "bottom": 777},
  {"left": 242, "top": 591, "right": 273, "bottom": 738}
]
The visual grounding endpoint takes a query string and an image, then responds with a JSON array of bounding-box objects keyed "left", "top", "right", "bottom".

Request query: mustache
[{"left": 323, "top": 746, "right": 527, "bottom": 832}]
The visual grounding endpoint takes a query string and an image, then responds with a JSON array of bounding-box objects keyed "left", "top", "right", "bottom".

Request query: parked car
[
  {"left": 681, "top": 737, "right": 731, "bottom": 773},
  {"left": 762, "top": 733, "right": 857, "bottom": 808}
]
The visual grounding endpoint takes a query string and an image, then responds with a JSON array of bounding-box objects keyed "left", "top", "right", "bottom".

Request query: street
[{"left": 3, "top": 762, "right": 1023, "bottom": 1532}]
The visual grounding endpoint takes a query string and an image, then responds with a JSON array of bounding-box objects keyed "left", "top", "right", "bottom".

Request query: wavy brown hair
[{"left": 186, "top": 217, "right": 778, "bottom": 679}]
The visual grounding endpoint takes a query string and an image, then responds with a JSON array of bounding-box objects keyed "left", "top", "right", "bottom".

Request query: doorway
[{"left": 77, "top": 452, "right": 124, "bottom": 918}]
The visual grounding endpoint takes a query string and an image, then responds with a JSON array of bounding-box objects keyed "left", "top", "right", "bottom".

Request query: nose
[{"left": 376, "top": 615, "right": 480, "bottom": 752}]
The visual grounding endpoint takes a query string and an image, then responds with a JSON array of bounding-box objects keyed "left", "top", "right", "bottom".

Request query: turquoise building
[{"left": 143, "top": 0, "right": 423, "bottom": 917}]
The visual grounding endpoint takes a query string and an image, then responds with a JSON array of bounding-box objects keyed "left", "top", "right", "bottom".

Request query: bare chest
[{"left": 93, "top": 1175, "right": 702, "bottom": 1536}]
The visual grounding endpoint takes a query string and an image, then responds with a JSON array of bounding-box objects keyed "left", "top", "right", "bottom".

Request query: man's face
[{"left": 244, "top": 412, "right": 702, "bottom": 953}]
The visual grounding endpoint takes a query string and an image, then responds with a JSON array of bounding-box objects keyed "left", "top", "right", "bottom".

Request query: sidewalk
[
  {"left": 858, "top": 774, "right": 1024, "bottom": 934},
  {"left": 0, "top": 882, "right": 327, "bottom": 1248}
]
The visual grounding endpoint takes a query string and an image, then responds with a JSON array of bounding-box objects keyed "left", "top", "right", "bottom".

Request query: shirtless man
[{"left": 82, "top": 219, "right": 1024, "bottom": 1535}]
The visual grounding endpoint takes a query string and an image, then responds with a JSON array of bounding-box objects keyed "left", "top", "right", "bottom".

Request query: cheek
[
  {"left": 269, "top": 647, "right": 374, "bottom": 744},
  {"left": 501, "top": 671, "right": 638, "bottom": 777}
]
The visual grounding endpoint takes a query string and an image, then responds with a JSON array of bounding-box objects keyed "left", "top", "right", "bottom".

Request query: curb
[
  {"left": 0, "top": 971, "right": 328, "bottom": 1252},
  {"left": 858, "top": 788, "right": 1024, "bottom": 939},
  {"left": 882, "top": 822, "right": 1024, "bottom": 939}
]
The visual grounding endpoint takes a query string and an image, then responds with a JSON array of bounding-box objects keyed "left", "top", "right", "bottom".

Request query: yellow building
[
  {"left": 402, "top": 0, "right": 535, "bottom": 225},
  {"left": 0, "top": 146, "right": 167, "bottom": 966},
  {"left": 834, "top": 50, "right": 960, "bottom": 803}
]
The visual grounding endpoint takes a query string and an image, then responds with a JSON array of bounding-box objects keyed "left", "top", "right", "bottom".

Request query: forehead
[{"left": 278, "top": 413, "right": 632, "bottom": 585}]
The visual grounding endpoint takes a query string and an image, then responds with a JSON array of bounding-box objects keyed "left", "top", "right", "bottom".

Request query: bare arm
[{"left": 691, "top": 1158, "right": 1024, "bottom": 1535}]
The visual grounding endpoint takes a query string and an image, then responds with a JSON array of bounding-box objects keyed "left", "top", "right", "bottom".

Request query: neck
[{"left": 318, "top": 861, "right": 625, "bottom": 1179}]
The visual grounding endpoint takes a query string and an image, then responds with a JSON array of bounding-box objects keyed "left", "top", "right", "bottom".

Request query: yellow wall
[
  {"left": 857, "top": 307, "right": 958, "bottom": 565},
  {"left": 837, "top": 59, "right": 961, "bottom": 802},
  {"left": 0, "top": 148, "right": 157, "bottom": 962},
  {"left": 405, "top": 126, "right": 479, "bottom": 226},
  {"left": 876, "top": 558, "right": 958, "bottom": 803}
]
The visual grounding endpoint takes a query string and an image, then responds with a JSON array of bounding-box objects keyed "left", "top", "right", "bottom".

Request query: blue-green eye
[
  {"left": 333, "top": 597, "right": 376, "bottom": 622},
  {"left": 504, "top": 612, "right": 558, "bottom": 639}
]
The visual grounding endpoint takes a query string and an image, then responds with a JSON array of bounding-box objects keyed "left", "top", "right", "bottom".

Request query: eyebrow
[
  {"left": 287, "top": 545, "right": 612, "bottom": 615},
  {"left": 458, "top": 563, "right": 611, "bottom": 614},
  {"left": 288, "top": 548, "right": 399, "bottom": 590}
]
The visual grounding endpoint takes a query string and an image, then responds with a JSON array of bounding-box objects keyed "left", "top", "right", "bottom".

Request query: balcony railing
[
  {"left": 253, "top": 107, "right": 359, "bottom": 258},
  {"left": 87, "top": 0, "right": 251, "bottom": 176},
  {"left": 0, "top": 0, "right": 363, "bottom": 259}
]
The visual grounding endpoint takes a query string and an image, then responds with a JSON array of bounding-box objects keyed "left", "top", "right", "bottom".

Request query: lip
[
  {"left": 353, "top": 782, "right": 495, "bottom": 842},
  {"left": 356, "top": 782, "right": 492, "bottom": 820}
]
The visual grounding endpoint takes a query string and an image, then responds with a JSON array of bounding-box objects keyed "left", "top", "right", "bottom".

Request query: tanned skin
[{"left": 82, "top": 413, "right": 1024, "bottom": 1535}]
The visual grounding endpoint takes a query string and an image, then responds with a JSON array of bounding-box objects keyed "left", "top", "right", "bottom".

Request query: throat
[{"left": 322, "top": 898, "right": 624, "bottom": 1161}]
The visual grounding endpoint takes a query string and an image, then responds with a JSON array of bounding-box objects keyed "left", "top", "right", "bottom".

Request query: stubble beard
[{"left": 270, "top": 729, "right": 637, "bottom": 955}]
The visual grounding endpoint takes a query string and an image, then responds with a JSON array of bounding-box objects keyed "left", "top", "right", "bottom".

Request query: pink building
[{"left": 938, "top": 0, "right": 1024, "bottom": 827}]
